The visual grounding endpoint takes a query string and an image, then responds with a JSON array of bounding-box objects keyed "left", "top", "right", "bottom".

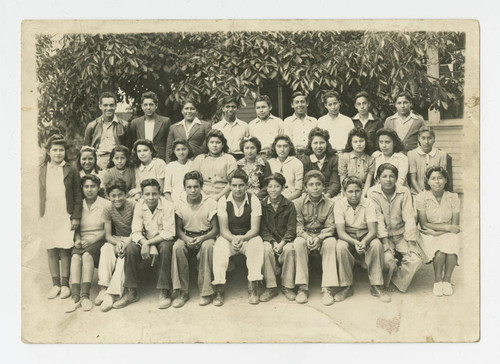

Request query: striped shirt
[{"left": 103, "top": 199, "right": 136, "bottom": 237}]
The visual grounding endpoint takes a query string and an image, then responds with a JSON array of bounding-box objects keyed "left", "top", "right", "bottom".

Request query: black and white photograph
[{"left": 20, "top": 18, "right": 479, "bottom": 344}]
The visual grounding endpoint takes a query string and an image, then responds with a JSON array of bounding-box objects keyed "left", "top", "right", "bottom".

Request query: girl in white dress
[
  {"left": 39, "top": 135, "right": 82, "bottom": 299},
  {"left": 415, "top": 166, "right": 461, "bottom": 297},
  {"left": 164, "top": 139, "right": 193, "bottom": 203}
]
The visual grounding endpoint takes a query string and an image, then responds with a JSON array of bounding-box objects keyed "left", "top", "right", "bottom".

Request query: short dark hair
[
  {"left": 375, "top": 128, "right": 404, "bottom": 154},
  {"left": 394, "top": 91, "right": 413, "bottom": 104},
  {"left": 81, "top": 174, "right": 101, "bottom": 189},
  {"left": 141, "top": 91, "right": 158, "bottom": 105},
  {"left": 170, "top": 139, "right": 194, "bottom": 161},
  {"left": 254, "top": 95, "right": 272, "bottom": 107},
  {"left": 131, "top": 139, "right": 158, "bottom": 167},
  {"left": 263, "top": 172, "right": 286, "bottom": 187},
  {"left": 344, "top": 128, "right": 369, "bottom": 153},
  {"left": 354, "top": 91, "right": 371, "bottom": 104},
  {"left": 228, "top": 169, "right": 249, "bottom": 184},
  {"left": 376, "top": 163, "right": 399, "bottom": 180},
  {"left": 206, "top": 129, "right": 229, "bottom": 154},
  {"left": 107, "top": 145, "right": 131, "bottom": 169},
  {"left": 44, "top": 134, "right": 69, "bottom": 163},
  {"left": 77, "top": 146, "right": 101, "bottom": 173},
  {"left": 291, "top": 91, "right": 307, "bottom": 103},
  {"left": 342, "top": 176, "right": 363, "bottom": 191},
  {"left": 305, "top": 127, "right": 336, "bottom": 156},
  {"left": 240, "top": 136, "right": 262, "bottom": 154},
  {"left": 106, "top": 179, "right": 127, "bottom": 195},
  {"left": 183, "top": 170, "right": 204, "bottom": 188},
  {"left": 99, "top": 92, "right": 118, "bottom": 104},
  {"left": 182, "top": 97, "right": 199, "bottom": 110},
  {"left": 304, "top": 170, "right": 325, "bottom": 186},
  {"left": 271, "top": 135, "right": 296, "bottom": 158},
  {"left": 220, "top": 95, "right": 240, "bottom": 108},
  {"left": 322, "top": 90, "right": 341, "bottom": 104},
  {"left": 140, "top": 178, "right": 161, "bottom": 192},
  {"left": 424, "top": 166, "right": 451, "bottom": 191}
]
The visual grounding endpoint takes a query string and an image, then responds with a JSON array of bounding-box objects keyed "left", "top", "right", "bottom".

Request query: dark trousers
[{"left": 123, "top": 240, "right": 174, "bottom": 290}]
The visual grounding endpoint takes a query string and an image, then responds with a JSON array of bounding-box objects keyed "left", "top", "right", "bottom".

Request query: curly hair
[
  {"left": 77, "top": 146, "right": 101, "bottom": 173},
  {"left": 304, "top": 127, "right": 336, "bottom": 156},
  {"left": 44, "top": 134, "right": 69, "bottom": 163},
  {"left": 344, "top": 128, "right": 370, "bottom": 153},
  {"left": 239, "top": 136, "right": 262, "bottom": 154},
  {"left": 183, "top": 170, "right": 204, "bottom": 188},
  {"left": 107, "top": 145, "right": 131, "bottom": 169},
  {"left": 80, "top": 174, "right": 101, "bottom": 189},
  {"left": 205, "top": 129, "right": 229, "bottom": 154},
  {"left": 131, "top": 139, "right": 158, "bottom": 167},
  {"left": 170, "top": 139, "right": 194, "bottom": 161},
  {"left": 375, "top": 128, "right": 404, "bottom": 154},
  {"left": 424, "top": 166, "right": 451, "bottom": 191}
]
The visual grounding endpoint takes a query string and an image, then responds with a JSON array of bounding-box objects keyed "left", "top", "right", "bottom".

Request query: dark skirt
[{"left": 72, "top": 241, "right": 104, "bottom": 268}]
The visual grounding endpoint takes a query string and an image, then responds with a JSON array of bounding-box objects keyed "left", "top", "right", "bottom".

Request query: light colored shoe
[
  {"left": 433, "top": 282, "right": 443, "bottom": 296},
  {"left": 81, "top": 297, "right": 93, "bottom": 311},
  {"left": 442, "top": 282, "right": 454, "bottom": 296},
  {"left": 100, "top": 294, "right": 114, "bottom": 312},
  {"left": 60, "top": 286, "right": 71, "bottom": 299},
  {"left": 370, "top": 285, "right": 391, "bottom": 303},
  {"left": 321, "top": 288, "right": 335, "bottom": 306},
  {"left": 158, "top": 290, "right": 172, "bottom": 309},
  {"left": 94, "top": 288, "right": 107, "bottom": 306},
  {"left": 295, "top": 289, "right": 309, "bottom": 304},
  {"left": 47, "top": 285, "right": 61, "bottom": 299},
  {"left": 65, "top": 300, "right": 81, "bottom": 313}
]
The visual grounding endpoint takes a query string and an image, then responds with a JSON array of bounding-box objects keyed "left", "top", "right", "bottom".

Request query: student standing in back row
[
  {"left": 248, "top": 95, "right": 284, "bottom": 158},
  {"left": 317, "top": 91, "right": 354, "bottom": 152},
  {"left": 129, "top": 91, "right": 171, "bottom": 161},
  {"left": 283, "top": 91, "right": 317, "bottom": 155},
  {"left": 351, "top": 91, "right": 384, "bottom": 153},
  {"left": 84, "top": 92, "right": 130, "bottom": 170},
  {"left": 212, "top": 96, "right": 249, "bottom": 160},
  {"left": 384, "top": 92, "right": 424, "bottom": 153}
]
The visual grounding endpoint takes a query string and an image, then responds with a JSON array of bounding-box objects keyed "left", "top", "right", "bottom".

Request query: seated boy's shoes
[
  {"left": 295, "top": 286, "right": 309, "bottom": 304},
  {"left": 60, "top": 286, "right": 71, "bottom": 299},
  {"left": 47, "top": 285, "right": 61, "bottom": 299},
  {"left": 370, "top": 285, "right": 391, "bottom": 303},
  {"left": 81, "top": 297, "right": 93, "bottom": 311},
  {"left": 101, "top": 294, "right": 114, "bottom": 312},
  {"left": 260, "top": 287, "right": 278, "bottom": 302},
  {"left": 281, "top": 287, "right": 297, "bottom": 301},
  {"left": 213, "top": 291, "right": 224, "bottom": 306},
  {"left": 158, "top": 289, "right": 172, "bottom": 309},
  {"left": 248, "top": 281, "right": 260, "bottom": 305},
  {"left": 334, "top": 286, "right": 354, "bottom": 302},
  {"left": 442, "top": 282, "right": 453, "bottom": 296},
  {"left": 173, "top": 290, "right": 190, "bottom": 308},
  {"left": 199, "top": 295, "right": 213, "bottom": 306},
  {"left": 321, "top": 288, "right": 335, "bottom": 306},
  {"left": 113, "top": 288, "right": 139, "bottom": 309},
  {"left": 64, "top": 299, "right": 81, "bottom": 313},
  {"left": 95, "top": 288, "right": 107, "bottom": 306}
]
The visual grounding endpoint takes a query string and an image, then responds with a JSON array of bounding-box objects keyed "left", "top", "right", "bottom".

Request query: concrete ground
[{"left": 21, "top": 236, "right": 479, "bottom": 344}]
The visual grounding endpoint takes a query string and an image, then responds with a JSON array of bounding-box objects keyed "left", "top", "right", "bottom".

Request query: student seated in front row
[
  {"left": 292, "top": 170, "right": 339, "bottom": 306},
  {"left": 212, "top": 169, "right": 268, "bottom": 306},
  {"left": 113, "top": 178, "right": 176, "bottom": 310},
  {"left": 95, "top": 179, "right": 135, "bottom": 312},
  {"left": 368, "top": 163, "right": 423, "bottom": 293},
  {"left": 171, "top": 171, "right": 219, "bottom": 307},
  {"left": 260, "top": 172, "right": 297, "bottom": 302},
  {"left": 334, "top": 176, "right": 391, "bottom": 303}
]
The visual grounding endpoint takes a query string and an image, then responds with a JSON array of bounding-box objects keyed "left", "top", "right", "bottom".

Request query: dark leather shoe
[
  {"left": 259, "top": 287, "right": 278, "bottom": 302},
  {"left": 333, "top": 286, "right": 354, "bottom": 302},
  {"left": 248, "top": 282, "right": 260, "bottom": 304},
  {"left": 113, "top": 288, "right": 139, "bottom": 309},
  {"left": 371, "top": 285, "right": 391, "bottom": 303},
  {"left": 213, "top": 291, "right": 224, "bottom": 306},
  {"left": 173, "top": 290, "right": 190, "bottom": 308}
]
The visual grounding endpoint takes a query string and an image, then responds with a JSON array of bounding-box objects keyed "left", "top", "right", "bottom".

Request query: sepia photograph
[{"left": 20, "top": 18, "right": 479, "bottom": 344}]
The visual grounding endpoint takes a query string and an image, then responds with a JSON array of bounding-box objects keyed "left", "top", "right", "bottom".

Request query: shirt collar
[
  {"left": 84, "top": 196, "right": 103, "bottom": 211},
  {"left": 304, "top": 194, "right": 326, "bottom": 205},
  {"left": 220, "top": 118, "right": 244, "bottom": 128},
  {"left": 255, "top": 115, "right": 277, "bottom": 123},
  {"left": 100, "top": 114, "right": 119, "bottom": 124},
  {"left": 416, "top": 147, "right": 437, "bottom": 157},
  {"left": 339, "top": 196, "right": 368, "bottom": 210},
  {"left": 180, "top": 191, "right": 210, "bottom": 204},
  {"left": 372, "top": 183, "right": 407, "bottom": 196},
  {"left": 227, "top": 192, "right": 250, "bottom": 207},
  {"left": 310, "top": 154, "right": 326, "bottom": 164},
  {"left": 291, "top": 114, "right": 313, "bottom": 122},
  {"left": 139, "top": 159, "right": 156, "bottom": 172},
  {"left": 140, "top": 197, "right": 165, "bottom": 211},
  {"left": 349, "top": 151, "right": 368, "bottom": 160},
  {"left": 48, "top": 160, "right": 66, "bottom": 169},
  {"left": 181, "top": 117, "right": 202, "bottom": 127},
  {"left": 352, "top": 113, "right": 375, "bottom": 121}
]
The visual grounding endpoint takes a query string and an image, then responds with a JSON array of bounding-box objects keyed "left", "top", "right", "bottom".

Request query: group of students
[{"left": 39, "top": 88, "right": 461, "bottom": 312}]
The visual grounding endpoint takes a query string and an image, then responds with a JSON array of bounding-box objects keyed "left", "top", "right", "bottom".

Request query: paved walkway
[{"left": 21, "top": 237, "right": 478, "bottom": 343}]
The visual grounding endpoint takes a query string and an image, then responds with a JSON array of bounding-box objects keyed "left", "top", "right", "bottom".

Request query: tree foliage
[{"left": 36, "top": 30, "right": 465, "bottom": 147}]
